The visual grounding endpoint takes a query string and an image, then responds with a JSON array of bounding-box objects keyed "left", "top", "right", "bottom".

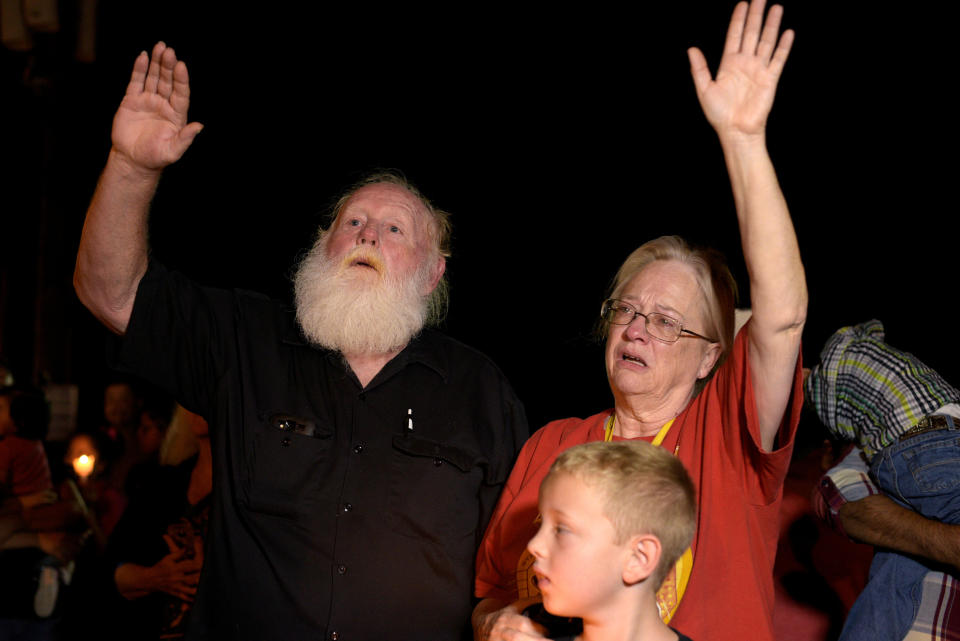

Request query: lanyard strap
[
  {"left": 604, "top": 414, "right": 677, "bottom": 451},
  {"left": 603, "top": 412, "right": 689, "bottom": 624}
]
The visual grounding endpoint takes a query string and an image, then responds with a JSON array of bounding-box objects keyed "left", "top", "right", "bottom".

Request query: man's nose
[{"left": 357, "top": 223, "right": 378, "bottom": 246}]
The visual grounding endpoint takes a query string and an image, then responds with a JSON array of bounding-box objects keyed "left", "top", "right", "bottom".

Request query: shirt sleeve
[
  {"left": 706, "top": 320, "right": 803, "bottom": 505},
  {"left": 812, "top": 445, "right": 878, "bottom": 537},
  {"left": 108, "top": 261, "right": 233, "bottom": 419}
]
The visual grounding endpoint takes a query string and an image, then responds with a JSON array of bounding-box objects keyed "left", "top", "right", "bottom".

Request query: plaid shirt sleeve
[{"left": 812, "top": 445, "right": 879, "bottom": 538}]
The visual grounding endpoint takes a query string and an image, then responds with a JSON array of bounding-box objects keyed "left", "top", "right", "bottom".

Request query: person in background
[
  {"left": 104, "top": 405, "right": 210, "bottom": 640},
  {"left": 807, "top": 320, "right": 960, "bottom": 640}
]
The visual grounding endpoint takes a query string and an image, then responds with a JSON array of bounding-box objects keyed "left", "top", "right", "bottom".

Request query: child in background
[
  {"left": 0, "top": 386, "right": 55, "bottom": 511},
  {"left": 525, "top": 440, "right": 696, "bottom": 641}
]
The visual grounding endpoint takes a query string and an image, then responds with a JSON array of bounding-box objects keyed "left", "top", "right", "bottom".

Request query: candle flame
[{"left": 73, "top": 454, "right": 95, "bottom": 479}]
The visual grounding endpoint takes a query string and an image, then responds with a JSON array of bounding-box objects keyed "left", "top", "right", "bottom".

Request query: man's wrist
[{"left": 106, "top": 148, "right": 164, "bottom": 183}]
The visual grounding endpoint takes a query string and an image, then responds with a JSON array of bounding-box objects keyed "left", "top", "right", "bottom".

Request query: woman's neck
[{"left": 613, "top": 389, "right": 693, "bottom": 439}]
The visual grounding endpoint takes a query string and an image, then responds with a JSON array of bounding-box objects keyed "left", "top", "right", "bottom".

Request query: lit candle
[{"left": 73, "top": 454, "right": 95, "bottom": 480}]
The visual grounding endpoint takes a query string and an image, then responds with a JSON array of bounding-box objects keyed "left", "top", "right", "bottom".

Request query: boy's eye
[
  {"left": 388, "top": 225, "right": 400, "bottom": 233},
  {"left": 348, "top": 218, "right": 361, "bottom": 227}
]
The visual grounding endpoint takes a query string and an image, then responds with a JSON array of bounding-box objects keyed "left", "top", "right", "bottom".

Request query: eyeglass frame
[{"left": 600, "top": 299, "right": 718, "bottom": 344}]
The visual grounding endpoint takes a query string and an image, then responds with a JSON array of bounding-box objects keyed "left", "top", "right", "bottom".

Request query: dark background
[{"left": 2, "top": 1, "right": 956, "bottom": 433}]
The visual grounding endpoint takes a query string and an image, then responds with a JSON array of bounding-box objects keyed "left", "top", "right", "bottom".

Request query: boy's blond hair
[{"left": 547, "top": 440, "right": 696, "bottom": 588}]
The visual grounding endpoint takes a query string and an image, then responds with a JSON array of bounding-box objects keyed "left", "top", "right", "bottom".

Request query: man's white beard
[{"left": 293, "top": 237, "right": 431, "bottom": 356}]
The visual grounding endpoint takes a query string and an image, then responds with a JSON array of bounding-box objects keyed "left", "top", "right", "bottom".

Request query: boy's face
[{"left": 526, "top": 472, "right": 630, "bottom": 618}]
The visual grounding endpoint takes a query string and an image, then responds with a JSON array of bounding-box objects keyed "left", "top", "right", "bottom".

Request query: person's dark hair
[{"left": 0, "top": 385, "right": 50, "bottom": 441}]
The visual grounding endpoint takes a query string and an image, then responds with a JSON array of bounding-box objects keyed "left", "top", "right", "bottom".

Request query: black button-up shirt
[{"left": 111, "top": 262, "right": 527, "bottom": 640}]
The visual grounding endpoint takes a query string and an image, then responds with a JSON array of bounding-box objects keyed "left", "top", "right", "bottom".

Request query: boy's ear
[{"left": 623, "top": 534, "right": 662, "bottom": 586}]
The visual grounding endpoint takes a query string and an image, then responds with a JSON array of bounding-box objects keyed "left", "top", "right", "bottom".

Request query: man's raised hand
[{"left": 112, "top": 41, "right": 203, "bottom": 172}]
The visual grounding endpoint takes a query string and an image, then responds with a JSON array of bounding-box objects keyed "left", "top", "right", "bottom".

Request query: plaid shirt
[
  {"left": 814, "top": 447, "right": 960, "bottom": 640},
  {"left": 805, "top": 320, "right": 960, "bottom": 460}
]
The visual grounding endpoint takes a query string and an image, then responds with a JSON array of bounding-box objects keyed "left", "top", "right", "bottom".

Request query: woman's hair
[{"left": 603, "top": 235, "right": 738, "bottom": 380}]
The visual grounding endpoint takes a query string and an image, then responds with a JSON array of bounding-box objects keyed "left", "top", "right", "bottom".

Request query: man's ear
[
  {"left": 421, "top": 256, "right": 446, "bottom": 295},
  {"left": 623, "top": 534, "right": 662, "bottom": 586}
]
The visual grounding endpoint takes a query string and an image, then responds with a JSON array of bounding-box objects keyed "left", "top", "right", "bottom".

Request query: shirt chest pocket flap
[
  {"left": 388, "top": 434, "right": 485, "bottom": 542},
  {"left": 245, "top": 412, "right": 333, "bottom": 519}
]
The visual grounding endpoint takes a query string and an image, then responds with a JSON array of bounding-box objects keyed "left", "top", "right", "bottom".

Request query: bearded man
[{"left": 74, "top": 42, "right": 527, "bottom": 641}]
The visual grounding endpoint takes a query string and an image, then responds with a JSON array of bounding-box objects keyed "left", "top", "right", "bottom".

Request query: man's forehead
[{"left": 343, "top": 183, "right": 429, "bottom": 219}]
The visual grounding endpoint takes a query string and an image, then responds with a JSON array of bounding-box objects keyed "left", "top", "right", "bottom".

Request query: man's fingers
[
  {"left": 172, "top": 122, "right": 204, "bottom": 158},
  {"left": 170, "top": 60, "right": 192, "bottom": 117},
  {"left": 157, "top": 46, "right": 178, "bottom": 100},
  {"left": 125, "top": 51, "right": 149, "bottom": 96},
  {"left": 144, "top": 41, "right": 166, "bottom": 94}
]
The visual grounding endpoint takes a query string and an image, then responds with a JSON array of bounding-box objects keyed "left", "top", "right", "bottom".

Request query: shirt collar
[{"left": 280, "top": 315, "right": 448, "bottom": 384}]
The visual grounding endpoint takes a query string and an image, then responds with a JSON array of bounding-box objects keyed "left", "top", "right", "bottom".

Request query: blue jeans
[{"left": 839, "top": 417, "right": 960, "bottom": 641}]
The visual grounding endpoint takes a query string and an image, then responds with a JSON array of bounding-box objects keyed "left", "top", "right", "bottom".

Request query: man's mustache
[{"left": 337, "top": 246, "right": 386, "bottom": 276}]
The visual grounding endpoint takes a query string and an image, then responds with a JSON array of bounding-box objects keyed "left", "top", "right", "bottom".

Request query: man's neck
[{"left": 344, "top": 348, "right": 404, "bottom": 388}]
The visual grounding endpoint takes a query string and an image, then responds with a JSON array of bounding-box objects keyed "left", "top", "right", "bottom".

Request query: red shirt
[{"left": 0, "top": 434, "right": 53, "bottom": 497}]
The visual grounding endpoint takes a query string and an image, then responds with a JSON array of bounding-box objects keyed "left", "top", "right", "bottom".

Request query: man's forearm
[
  {"left": 74, "top": 149, "right": 159, "bottom": 334},
  {"left": 839, "top": 494, "right": 960, "bottom": 570}
]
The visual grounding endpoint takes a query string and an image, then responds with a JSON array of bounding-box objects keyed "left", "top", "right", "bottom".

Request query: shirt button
[
  {"left": 343, "top": 502, "right": 353, "bottom": 512},
  {"left": 353, "top": 443, "right": 364, "bottom": 454},
  {"left": 337, "top": 564, "right": 347, "bottom": 575},
  {"left": 330, "top": 632, "right": 339, "bottom": 640},
  {"left": 358, "top": 392, "right": 366, "bottom": 401},
  {"left": 281, "top": 437, "right": 291, "bottom": 447}
]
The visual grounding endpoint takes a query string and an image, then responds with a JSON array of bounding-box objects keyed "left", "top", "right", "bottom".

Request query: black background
[{"left": 2, "top": 1, "right": 957, "bottom": 432}]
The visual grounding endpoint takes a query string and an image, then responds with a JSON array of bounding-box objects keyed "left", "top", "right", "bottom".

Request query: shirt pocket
[
  {"left": 244, "top": 411, "right": 333, "bottom": 520},
  {"left": 387, "top": 433, "right": 484, "bottom": 547}
]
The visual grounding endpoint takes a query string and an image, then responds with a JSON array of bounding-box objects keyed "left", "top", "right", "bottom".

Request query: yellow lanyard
[
  {"left": 603, "top": 413, "right": 690, "bottom": 624},
  {"left": 604, "top": 414, "right": 677, "bottom": 452}
]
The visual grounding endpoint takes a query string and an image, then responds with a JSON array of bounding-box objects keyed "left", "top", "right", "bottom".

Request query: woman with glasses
[{"left": 472, "top": 2, "right": 806, "bottom": 641}]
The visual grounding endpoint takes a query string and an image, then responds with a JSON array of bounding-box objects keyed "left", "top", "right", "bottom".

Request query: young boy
[{"left": 525, "top": 440, "right": 696, "bottom": 641}]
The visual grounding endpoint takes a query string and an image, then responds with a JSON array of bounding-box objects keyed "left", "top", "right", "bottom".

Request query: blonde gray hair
[{"left": 604, "top": 236, "right": 737, "bottom": 383}]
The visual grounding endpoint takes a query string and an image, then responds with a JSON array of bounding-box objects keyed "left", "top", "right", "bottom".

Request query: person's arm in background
[{"left": 815, "top": 446, "right": 960, "bottom": 569}]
